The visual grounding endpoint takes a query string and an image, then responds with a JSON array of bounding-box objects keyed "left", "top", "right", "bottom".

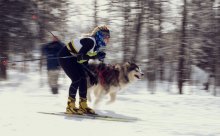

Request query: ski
[{"left": 38, "top": 111, "right": 137, "bottom": 122}]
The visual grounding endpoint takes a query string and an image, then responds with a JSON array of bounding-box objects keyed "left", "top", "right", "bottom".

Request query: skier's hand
[
  {"left": 97, "top": 51, "right": 106, "bottom": 61},
  {"left": 77, "top": 54, "right": 90, "bottom": 63}
]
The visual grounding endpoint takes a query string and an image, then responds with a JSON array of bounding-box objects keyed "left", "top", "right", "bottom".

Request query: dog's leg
[
  {"left": 93, "top": 86, "right": 99, "bottom": 97},
  {"left": 87, "top": 85, "right": 99, "bottom": 102},
  {"left": 94, "top": 86, "right": 105, "bottom": 106},
  {"left": 87, "top": 87, "right": 92, "bottom": 102},
  {"left": 106, "top": 92, "right": 116, "bottom": 104}
]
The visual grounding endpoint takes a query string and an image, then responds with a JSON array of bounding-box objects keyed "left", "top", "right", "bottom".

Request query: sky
[{"left": 0, "top": 67, "right": 220, "bottom": 136}]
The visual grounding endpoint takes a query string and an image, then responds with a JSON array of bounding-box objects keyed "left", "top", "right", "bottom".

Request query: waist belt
[{"left": 67, "top": 42, "right": 78, "bottom": 56}]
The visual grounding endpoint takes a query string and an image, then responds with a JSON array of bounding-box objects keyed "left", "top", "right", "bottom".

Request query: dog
[{"left": 87, "top": 62, "right": 144, "bottom": 105}]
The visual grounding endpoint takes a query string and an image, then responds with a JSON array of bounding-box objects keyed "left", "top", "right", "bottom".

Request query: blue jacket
[{"left": 42, "top": 41, "right": 64, "bottom": 70}]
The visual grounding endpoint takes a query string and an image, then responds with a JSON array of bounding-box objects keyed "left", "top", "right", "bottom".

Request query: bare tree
[
  {"left": 0, "top": 0, "right": 34, "bottom": 79},
  {"left": 178, "top": 0, "right": 187, "bottom": 94},
  {"left": 122, "top": 0, "right": 131, "bottom": 62},
  {"left": 145, "top": 0, "right": 158, "bottom": 94},
  {"left": 133, "top": 0, "right": 145, "bottom": 63},
  {"left": 93, "top": 0, "right": 98, "bottom": 27}
]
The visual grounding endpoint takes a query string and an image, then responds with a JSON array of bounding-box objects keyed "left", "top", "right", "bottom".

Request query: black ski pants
[{"left": 58, "top": 46, "right": 87, "bottom": 99}]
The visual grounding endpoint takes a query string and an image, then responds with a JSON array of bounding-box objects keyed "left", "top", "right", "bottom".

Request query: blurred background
[{"left": 0, "top": 0, "right": 220, "bottom": 95}]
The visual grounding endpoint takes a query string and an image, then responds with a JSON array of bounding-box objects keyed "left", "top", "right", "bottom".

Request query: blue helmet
[{"left": 94, "top": 28, "right": 110, "bottom": 52}]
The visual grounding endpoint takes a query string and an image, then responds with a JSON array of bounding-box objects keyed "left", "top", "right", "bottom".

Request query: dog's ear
[
  {"left": 124, "top": 62, "right": 130, "bottom": 67},
  {"left": 114, "top": 64, "right": 121, "bottom": 70}
]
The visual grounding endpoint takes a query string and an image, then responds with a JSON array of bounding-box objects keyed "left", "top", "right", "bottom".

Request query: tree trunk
[
  {"left": 158, "top": 0, "right": 164, "bottom": 81},
  {"left": 94, "top": 0, "right": 98, "bottom": 27},
  {"left": 178, "top": 0, "right": 187, "bottom": 94},
  {"left": 146, "top": 0, "right": 157, "bottom": 94},
  {"left": 122, "top": 0, "right": 131, "bottom": 62},
  {"left": 0, "top": 43, "right": 8, "bottom": 80},
  {"left": 133, "top": 0, "right": 145, "bottom": 62}
]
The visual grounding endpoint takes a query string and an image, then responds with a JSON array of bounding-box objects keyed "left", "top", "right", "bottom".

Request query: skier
[
  {"left": 40, "top": 36, "right": 65, "bottom": 94},
  {"left": 58, "top": 25, "right": 110, "bottom": 114}
]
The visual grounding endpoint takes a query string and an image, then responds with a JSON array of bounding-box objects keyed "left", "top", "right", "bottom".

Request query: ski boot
[
  {"left": 66, "top": 97, "right": 83, "bottom": 115},
  {"left": 79, "top": 97, "right": 96, "bottom": 114}
]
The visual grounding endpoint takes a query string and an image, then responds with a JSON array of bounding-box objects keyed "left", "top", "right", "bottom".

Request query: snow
[{"left": 1, "top": 69, "right": 220, "bottom": 136}]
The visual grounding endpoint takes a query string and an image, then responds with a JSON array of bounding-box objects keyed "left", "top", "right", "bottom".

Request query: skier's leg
[
  {"left": 47, "top": 70, "right": 59, "bottom": 94},
  {"left": 58, "top": 47, "right": 83, "bottom": 114},
  {"left": 78, "top": 65, "right": 95, "bottom": 114}
]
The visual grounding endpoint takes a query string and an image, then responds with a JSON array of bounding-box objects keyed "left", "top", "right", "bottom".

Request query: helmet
[
  {"left": 93, "top": 25, "right": 110, "bottom": 52},
  {"left": 97, "top": 26, "right": 110, "bottom": 39}
]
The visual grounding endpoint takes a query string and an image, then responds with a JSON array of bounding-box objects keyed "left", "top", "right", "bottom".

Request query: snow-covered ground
[{"left": 0, "top": 69, "right": 220, "bottom": 136}]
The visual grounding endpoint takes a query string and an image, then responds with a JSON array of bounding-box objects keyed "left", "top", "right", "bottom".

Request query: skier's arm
[{"left": 77, "top": 38, "right": 95, "bottom": 63}]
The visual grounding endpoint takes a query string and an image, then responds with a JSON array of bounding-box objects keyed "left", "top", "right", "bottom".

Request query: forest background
[{"left": 0, "top": 0, "right": 220, "bottom": 95}]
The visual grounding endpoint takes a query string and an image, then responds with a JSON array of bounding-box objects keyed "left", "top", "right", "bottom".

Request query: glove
[
  {"left": 77, "top": 54, "right": 90, "bottom": 63},
  {"left": 88, "top": 73, "right": 98, "bottom": 85},
  {"left": 97, "top": 51, "right": 106, "bottom": 61}
]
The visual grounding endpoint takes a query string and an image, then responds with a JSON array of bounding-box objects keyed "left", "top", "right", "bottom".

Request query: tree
[
  {"left": 0, "top": 0, "right": 35, "bottom": 79},
  {"left": 177, "top": 0, "right": 187, "bottom": 94},
  {"left": 133, "top": 0, "right": 145, "bottom": 63}
]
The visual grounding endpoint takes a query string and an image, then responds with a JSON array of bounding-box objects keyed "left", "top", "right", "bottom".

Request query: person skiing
[
  {"left": 40, "top": 36, "right": 65, "bottom": 94},
  {"left": 58, "top": 25, "right": 110, "bottom": 114}
]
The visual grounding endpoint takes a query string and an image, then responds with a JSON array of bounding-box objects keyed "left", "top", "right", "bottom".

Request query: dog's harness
[
  {"left": 96, "top": 64, "right": 119, "bottom": 86},
  {"left": 97, "top": 69, "right": 105, "bottom": 86}
]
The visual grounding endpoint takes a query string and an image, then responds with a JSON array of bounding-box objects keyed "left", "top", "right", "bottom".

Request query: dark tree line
[
  {"left": 0, "top": 0, "right": 35, "bottom": 79},
  {"left": 0, "top": 0, "right": 67, "bottom": 79}
]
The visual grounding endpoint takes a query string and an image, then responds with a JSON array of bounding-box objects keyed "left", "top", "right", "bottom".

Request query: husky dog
[{"left": 87, "top": 62, "right": 144, "bottom": 105}]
